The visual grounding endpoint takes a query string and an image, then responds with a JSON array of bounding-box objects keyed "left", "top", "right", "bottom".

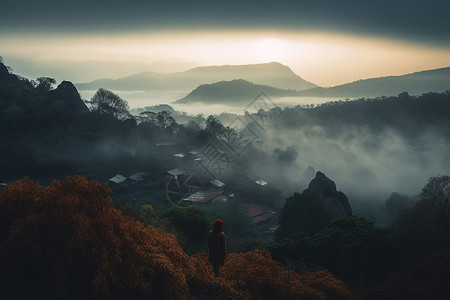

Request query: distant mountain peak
[
  {"left": 187, "top": 61, "right": 290, "bottom": 71},
  {"left": 176, "top": 78, "right": 298, "bottom": 104},
  {"left": 297, "top": 66, "right": 450, "bottom": 98},
  {"left": 76, "top": 62, "right": 318, "bottom": 92}
]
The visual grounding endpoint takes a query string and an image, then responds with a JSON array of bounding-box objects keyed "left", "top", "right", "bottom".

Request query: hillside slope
[
  {"left": 298, "top": 67, "right": 450, "bottom": 98},
  {"left": 76, "top": 62, "right": 317, "bottom": 92},
  {"left": 176, "top": 79, "right": 298, "bottom": 104}
]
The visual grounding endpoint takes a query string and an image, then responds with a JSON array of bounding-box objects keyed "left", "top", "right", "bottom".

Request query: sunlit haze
[{"left": 2, "top": 30, "right": 449, "bottom": 87}]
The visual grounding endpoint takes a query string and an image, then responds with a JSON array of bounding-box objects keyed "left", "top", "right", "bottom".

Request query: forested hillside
[{"left": 1, "top": 62, "right": 450, "bottom": 299}]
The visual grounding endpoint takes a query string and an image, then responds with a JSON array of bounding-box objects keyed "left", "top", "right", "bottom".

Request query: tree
[
  {"left": 0, "top": 104, "right": 26, "bottom": 131},
  {"left": 162, "top": 205, "right": 210, "bottom": 253},
  {"left": 36, "top": 77, "right": 56, "bottom": 92},
  {"left": 138, "top": 111, "right": 157, "bottom": 124},
  {"left": 276, "top": 191, "right": 332, "bottom": 239},
  {"left": 420, "top": 175, "right": 450, "bottom": 243},
  {"left": 220, "top": 126, "right": 239, "bottom": 145},
  {"left": 156, "top": 110, "right": 176, "bottom": 129},
  {"left": 192, "top": 250, "right": 357, "bottom": 300},
  {"left": 0, "top": 176, "right": 210, "bottom": 300},
  {"left": 89, "top": 88, "right": 130, "bottom": 120},
  {"left": 205, "top": 115, "right": 225, "bottom": 136}
]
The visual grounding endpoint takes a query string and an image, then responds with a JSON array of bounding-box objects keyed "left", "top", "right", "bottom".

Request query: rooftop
[
  {"left": 255, "top": 179, "right": 268, "bottom": 186},
  {"left": 182, "top": 191, "right": 223, "bottom": 203},
  {"left": 167, "top": 168, "right": 185, "bottom": 176},
  {"left": 109, "top": 174, "right": 127, "bottom": 184},
  {"left": 129, "top": 172, "right": 148, "bottom": 181},
  {"left": 209, "top": 179, "right": 226, "bottom": 188}
]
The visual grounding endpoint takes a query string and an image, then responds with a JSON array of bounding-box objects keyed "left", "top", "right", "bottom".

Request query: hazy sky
[{"left": 1, "top": 0, "right": 449, "bottom": 86}]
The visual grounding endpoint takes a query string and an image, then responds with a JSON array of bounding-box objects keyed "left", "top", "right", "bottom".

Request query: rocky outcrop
[
  {"left": 306, "top": 171, "right": 352, "bottom": 218},
  {"left": 0, "top": 63, "right": 22, "bottom": 90},
  {"left": 50, "top": 81, "right": 89, "bottom": 113}
]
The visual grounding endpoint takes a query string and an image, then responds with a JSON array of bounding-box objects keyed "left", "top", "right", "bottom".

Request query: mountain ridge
[
  {"left": 75, "top": 62, "right": 318, "bottom": 92},
  {"left": 175, "top": 79, "right": 298, "bottom": 104},
  {"left": 297, "top": 66, "right": 450, "bottom": 98},
  {"left": 176, "top": 66, "right": 450, "bottom": 104},
  {"left": 76, "top": 63, "right": 450, "bottom": 102}
]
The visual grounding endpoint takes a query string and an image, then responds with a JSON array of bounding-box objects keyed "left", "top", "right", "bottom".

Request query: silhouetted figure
[{"left": 208, "top": 219, "right": 227, "bottom": 277}]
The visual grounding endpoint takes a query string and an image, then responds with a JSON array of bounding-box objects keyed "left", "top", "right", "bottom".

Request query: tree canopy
[
  {"left": 0, "top": 176, "right": 357, "bottom": 300},
  {"left": 89, "top": 88, "right": 131, "bottom": 120}
]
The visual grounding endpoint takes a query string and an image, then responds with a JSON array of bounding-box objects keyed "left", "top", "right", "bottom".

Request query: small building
[
  {"left": 174, "top": 153, "right": 185, "bottom": 158},
  {"left": 129, "top": 172, "right": 148, "bottom": 182},
  {"left": 240, "top": 203, "right": 274, "bottom": 224},
  {"left": 109, "top": 174, "right": 127, "bottom": 184},
  {"left": 182, "top": 191, "right": 223, "bottom": 204},
  {"left": 255, "top": 179, "right": 268, "bottom": 186},
  {"left": 167, "top": 168, "right": 185, "bottom": 177},
  {"left": 156, "top": 142, "right": 175, "bottom": 147},
  {"left": 209, "top": 179, "right": 226, "bottom": 189},
  {"left": 0, "top": 182, "right": 9, "bottom": 191}
]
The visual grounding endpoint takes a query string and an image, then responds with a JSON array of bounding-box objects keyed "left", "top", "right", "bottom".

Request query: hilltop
[
  {"left": 175, "top": 79, "right": 298, "bottom": 104},
  {"left": 75, "top": 62, "right": 317, "bottom": 92},
  {"left": 298, "top": 66, "right": 450, "bottom": 98}
]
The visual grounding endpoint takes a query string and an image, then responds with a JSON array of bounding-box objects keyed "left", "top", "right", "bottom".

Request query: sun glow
[{"left": 1, "top": 30, "right": 449, "bottom": 86}]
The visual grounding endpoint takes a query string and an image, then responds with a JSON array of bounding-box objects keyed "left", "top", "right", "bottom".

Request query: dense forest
[{"left": 1, "top": 60, "right": 450, "bottom": 299}]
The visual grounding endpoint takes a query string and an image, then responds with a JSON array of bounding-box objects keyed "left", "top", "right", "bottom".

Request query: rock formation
[
  {"left": 50, "top": 81, "right": 89, "bottom": 113},
  {"left": 307, "top": 171, "right": 352, "bottom": 218}
]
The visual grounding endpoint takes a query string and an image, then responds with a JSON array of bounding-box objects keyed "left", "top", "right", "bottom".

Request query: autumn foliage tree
[
  {"left": 0, "top": 176, "right": 210, "bottom": 300},
  {"left": 192, "top": 250, "right": 358, "bottom": 300},
  {"left": 0, "top": 176, "right": 357, "bottom": 300}
]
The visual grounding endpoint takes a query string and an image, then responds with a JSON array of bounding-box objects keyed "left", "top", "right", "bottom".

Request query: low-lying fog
[
  {"left": 79, "top": 89, "right": 344, "bottom": 115},
  {"left": 80, "top": 89, "right": 449, "bottom": 219}
]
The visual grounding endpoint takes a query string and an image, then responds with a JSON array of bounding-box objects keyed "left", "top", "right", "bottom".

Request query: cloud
[{"left": 2, "top": 0, "right": 449, "bottom": 47}]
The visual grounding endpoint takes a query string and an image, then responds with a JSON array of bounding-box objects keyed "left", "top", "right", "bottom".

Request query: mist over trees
[
  {"left": 1, "top": 61, "right": 450, "bottom": 299},
  {"left": 0, "top": 176, "right": 358, "bottom": 300},
  {"left": 88, "top": 88, "right": 131, "bottom": 120}
]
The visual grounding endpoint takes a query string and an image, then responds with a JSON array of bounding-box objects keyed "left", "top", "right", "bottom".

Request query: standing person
[{"left": 208, "top": 219, "right": 227, "bottom": 277}]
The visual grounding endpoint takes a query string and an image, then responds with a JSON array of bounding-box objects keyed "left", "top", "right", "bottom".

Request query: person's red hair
[{"left": 213, "top": 219, "right": 223, "bottom": 233}]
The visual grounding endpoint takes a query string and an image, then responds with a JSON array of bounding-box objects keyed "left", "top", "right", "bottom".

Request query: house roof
[
  {"left": 255, "top": 179, "right": 268, "bottom": 186},
  {"left": 182, "top": 191, "right": 223, "bottom": 203},
  {"left": 174, "top": 153, "right": 185, "bottom": 158},
  {"left": 167, "top": 168, "right": 185, "bottom": 176},
  {"left": 109, "top": 174, "right": 127, "bottom": 184},
  {"left": 254, "top": 213, "right": 274, "bottom": 223},
  {"left": 156, "top": 142, "right": 175, "bottom": 146},
  {"left": 209, "top": 179, "right": 225, "bottom": 188},
  {"left": 129, "top": 172, "right": 148, "bottom": 181},
  {"left": 240, "top": 203, "right": 271, "bottom": 218},
  {"left": 240, "top": 203, "right": 274, "bottom": 223}
]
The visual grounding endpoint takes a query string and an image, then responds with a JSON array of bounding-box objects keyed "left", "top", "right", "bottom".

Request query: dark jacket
[{"left": 208, "top": 230, "right": 226, "bottom": 266}]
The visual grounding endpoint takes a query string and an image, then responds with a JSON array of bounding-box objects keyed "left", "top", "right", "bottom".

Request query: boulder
[
  {"left": 307, "top": 171, "right": 352, "bottom": 218},
  {"left": 50, "top": 81, "right": 89, "bottom": 113}
]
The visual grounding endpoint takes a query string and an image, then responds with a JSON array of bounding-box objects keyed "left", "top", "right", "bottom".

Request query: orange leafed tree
[
  {"left": 193, "top": 250, "right": 358, "bottom": 300},
  {"left": 0, "top": 176, "right": 357, "bottom": 300},
  {"left": 0, "top": 176, "right": 210, "bottom": 300}
]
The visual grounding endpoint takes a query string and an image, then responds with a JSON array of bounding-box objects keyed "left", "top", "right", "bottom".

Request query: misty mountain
[
  {"left": 298, "top": 67, "right": 450, "bottom": 98},
  {"left": 75, "top": 62, "right": 317, "bottom": 92},
  {"left": 175, "top": 79, "right": 298, "bottom": 104}
]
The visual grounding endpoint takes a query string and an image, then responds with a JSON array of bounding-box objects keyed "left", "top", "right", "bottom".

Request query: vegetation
[
  {"left": 0, "top": 176, "right": 357, "bottom": 300},
  {"left": 88, "top": 88, "right": 131, "bottom": 120},
  {"left": 276, "top": 191, "right": 332, "bottom": 238},
  {"left": 176, "top": 79, "right": 299, "bottom": 104},
  {"left": 1, "top": 61, "right": 450, "bottom": 299}
]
